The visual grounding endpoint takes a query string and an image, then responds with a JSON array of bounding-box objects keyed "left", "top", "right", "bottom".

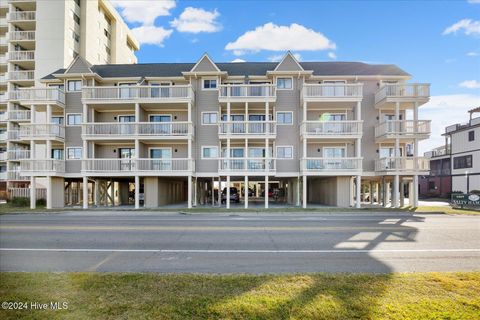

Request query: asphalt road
[{"left": 1, "top": 211, "right": 479, "bottom": 273}]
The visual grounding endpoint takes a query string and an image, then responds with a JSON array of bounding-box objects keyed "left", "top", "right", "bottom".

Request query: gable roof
[
  {"left": 190, "top": 53, "right": 221, "bottom": 73},
  {"left": 65, "top": 56, "right": 93, "bottom": 74},
  {"left": 274, "top": 52, "right": 304, "bottom": 72}
]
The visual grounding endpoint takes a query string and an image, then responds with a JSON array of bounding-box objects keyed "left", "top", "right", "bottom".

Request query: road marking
[{"left": 1, "top": 248, "right": 480, "bottom": 253}]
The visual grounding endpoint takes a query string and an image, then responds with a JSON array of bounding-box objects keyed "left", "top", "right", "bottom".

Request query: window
[
  {"left": 51, "top": 149, "right": 64, "bottom": 160},
  {"left": 72, "top": 11, "right": 80, "bottom": 25},
  {"left": 203, "top": 79, "right": 217, "bottom": 90},
  {"left": 71, "top": 30, "right": 79, "bottom": 42},
  {"left": 453, "top": 155, "right": 472, "bottom": 169},
  {"left": 277, "top": 112, "right": 293, "bottom": 125},
  {"left": 202, "top": 146, "right": 218, "bottom": 159},
  {"left": 67, "top": 80, "right": 82, "bottom": 91},
  {"left": 202, "top": 112, "right": 218, "bottom": 125},
  {"left": 277, "top": 77, "right": 292, "bottom": 90},
  {"left": 74, "top": 0, "right": 80, "bottom": 7},
  {"left": 67, "top": 114, "right": 82, "bottom": 126},
  {"left": 48, "top": 84, "right": 65, "bottom": 91},
  {"left": 277, "top": 146, "right": 293, "bottom": 159},
  {"left": 468, "top": 130, "right": 475, "bottom": 142},
  {"left": 67, "top": 147, "right": 82, "bottom": 159},
  {"left": 104, "top": 29, "right": 111, "bottom": 39},
  {"left": 105, "top": 46, "right": 111, "bottom": 55}
]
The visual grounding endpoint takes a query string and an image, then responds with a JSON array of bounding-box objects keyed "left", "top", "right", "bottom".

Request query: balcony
[
  {"left": 0, "top": 55, "right": 6, "bottom": 64},
  {"left": 425, "top": 146, "right": 450, "bottom": 158},
  {"left": 0, "top": 112, "right": 7, "bottom": 122},
  {"left": 0, "top": 131, "right": 7, "bottom": 140},
  {"left": 375, "top": 83, "right": 430, "bottom": 108},
  {"left": 19, "top": 124, "right": 65, "bottom": 140},
  {"left": 0, "top": 93, "right": 7, "bottom": 103},
  {"left": 375, "top": 157, "right": 429, "bottom": 174},
  {"left": 0, "top": 18, "right": 6, "bottom": 28},
  {"left": 0, "top": 74, "right": 8, "bottom": 85},
  {"left": 218, "top": 121, "right": 276, "bottom": 138},
  {"left": 375, "top": 120, "right": 431, "bottom": 141},
  {"left": 301, "top": 158, "right": 362, "bottom": 175},
  {"left": 0, "top": 37, "right": 7, "bottom": 46},
  {"left": 302, "top": 83, "right": 363, "bottom": 102},
  {"left": 7, "top": 149, "right": 30, "bottom": 160},
  {"left": 8, "top": 50, "right": 35, "bottom": 61},
  {"left": 218, "top": 158, "right": 276, "bottom": 176},
  {"left": 301, "top": 121, "right": 362, "bottom": 139},
  {"left": 8, "top": 31, "right": 35, "bottom": 41},
  {"left": 9, "top": 88, "right": 65, "bottom": 106},
  {"left": 218, "top": 84, "right": 276, "bottom": 103},
  {"left": 0, "top": 151, "right": 6, "bottom": 161},
  {"left": 7, "top": 130, "right": 20, "bottom": 140},
  {"left": 8, "top": 110, "right": 31, "bottom": 121},
  {"left": 82, "top": 85, "right": 194, "bottom": 103},
  {"left": 7, "top": 171, "right": 29, "bottom": 181},
  {"left": 8, "top": 70, "right": 34, "bottom": 82},
  {"left": 20, "top": 159, "right": 65, "bottom": 176},
  {"left": 0, "top": 172, "right": 6, "bottom": 180},
  {"left": 82, "top": 122, "right": 193, "bottom": 140},
  {"left": 82, "top": 158, "right": 194, "bottom": 176},
  {"left": 8, "top": 11, "right": 36, "bottom": 21}
]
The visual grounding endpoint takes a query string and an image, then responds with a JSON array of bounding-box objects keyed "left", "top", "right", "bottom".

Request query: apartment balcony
[
  {"left": 375, "top": 157, "right": 429, "bottom": 174},
  {"left": 8, "top": 50, "right": 35, "bottom": 62},
  {"left": 302, "top": 83, "right": 363, "bottom": 102},
  {"left": 82, "top": 85, "right": 194, "bottom": 104},
  {"left": 0, "top": 131, "right": 7, "bottom": 140},
  {"left": 0, "top": 171, "right": 6, "bottom": 180},
  {"left": 218, "top": 158, "right": 276, "bottom": 176},
  {"left": 0, "top": 74, "right": 8, "bottom": 85},
  {"left": 20, "top": 159, "right": 65, "bottom": 176},
  {"left": 300, "top": 121, "right": 362, "bottom": 139},
  {"left": 8, "top": 70, "right": 34, "bottom": 82},
  {"left": 0, "top": 112, "right": 7, "bottom": 122},
  {"left": 424, "top": 146, "right": 450, "bottom": 158},
  {"left": 9, "top": 88, "right": 65, "bottom": 107},
  {"left": 0, "top": 55, "right": 6, "bottom": 64},
  {"left": 7, "top": 130, "right": 19, "bottom": 140},
  {"left": 375, "top": 120, "right": 431, "bottom": 142},
  {"left": 8, "top": 31, "right": 35, "bottom": 42},
  {"left": 0, "top": 36, "right": 7, "bottom": 46},
  {"left": 301, "top": 158, "right": 362, "bottom": 175},
  {"left": 7, "top": 171, "right": 29, "bottom": 181},
  {"left": 375, "top": 83, "right": 430, "bottom": 108},
  {"left": 7, "top": 149, "right": 30, "bottom": 160},
  {"left": 8, "top": 11, "right": 36, "bottom": 22},
  {"left": 8, "top": 110, "right": 31, "bottom": 121},
  {"left": 218, "top": 84, "right": 276, "bottom": 103},
  {"left": 218, "top": 121, "right": 276, "bottom": 139},
  {"left": 82, "top": 158, "right": 194, "bottom": 177},
  {"left": 0, "top": 93, "right": 7, "bottom": 103},
  {"left": 19, "top": 124, "right": 65, "bottom": 141},
  {"left": 82, "top": 122, "right": 194, "bottom": 140},
  {"left": 0, "top": 151, "right": 6, "bottom": 161},
  {"left": 0, "top": 18, "right": 6, "bottom": 28}
]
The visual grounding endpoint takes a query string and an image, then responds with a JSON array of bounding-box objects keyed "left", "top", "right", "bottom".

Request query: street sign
[{"left": 451, "top": 193, "right": 480, "bottom": 208}]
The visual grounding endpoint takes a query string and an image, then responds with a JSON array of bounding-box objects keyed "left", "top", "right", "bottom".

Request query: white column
[
  {"left": 413, "top": 175, "right": 419, "bottom": 207},
  {"left": 265, "top": 175, "right": 269, "bottom": 208},
  {"left": 46, "top": 104, "right": 52, "bottom": 158},
  {"left": 30, "top": 177, "right": 36, "bottom": 209},
  {"left": 188, "top": 101, "right": 192, "bottom": 160},
  {"left": 211, "top": 177, "right": 215, "bottom": 206},
  {"left": 356, "top": 175, "right": 362, "bottom": 208},
  {"left": 188, "top": 175, "right": 192, "bottom": 209},
  {"left": 393, "top": 174, "right": 399, "bottom": 208},
  {"left": 369, "top": 181, "right": 373, "bottom": 204},
  {"left": 244, "top": 175, "right": 248, "bottom": 209},
  {"left": 413, "top": 101, "right": 419, "bottom": 170},
  {"left": 394, "top": 101, "right": 400, "bottom": 208},
  {"left": 302, "top": 175, "right": 307, "bottom": 208},
  {"left": 193, "top": 177, "right": 197, "bottom": 207},
  {"left": 217, "top": 177, "right": 222, "bottom": 206},
  {"left": 226, "top": 175, "right": 230, "bottom": 209},
  {"left": 296, "top": 177, "right": 300, "bottom": 206},
  {"left": 46, "top": 177, "right": 52, "bottom": 209},
  {"left": 83, "top": 176, "right": 88, "bottom": 209},
  {"left": 356, "top": 101, "right": 362, "bottom": 168},
  {"left": 400, "top": 180, "right": 405, "bottom": 207},
  {"left": 135, "top": 175, "right": 140, "bottom": 209},
  {"left": 135, "top": 103, "right": 140, "bottom": 122},
  {"left": 408, "top": 181, "right": 414, "bottom": 206}
]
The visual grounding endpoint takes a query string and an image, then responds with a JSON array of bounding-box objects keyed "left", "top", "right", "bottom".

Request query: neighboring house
[
  {"left": 0, "top": 0, "right": 139, "bottom": 199},
  {"left": 2, "top": 52, "right": 431, "bottom": 209},
  {"left": 420, "top": 107, "right": 480, "bottom": 197}
]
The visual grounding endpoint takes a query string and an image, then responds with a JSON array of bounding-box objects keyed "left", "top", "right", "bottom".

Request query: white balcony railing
[
  {"left": 302, "top": 83, "right": 363, "bottom": 99},
  {"left": 8, "top": 150, "right": 30, "bottom": 160},
  {"left": 8, "top": 50, "right": 35, "bottom": 61},
  {"left": 8, "top": 11, "right": 36, "bottom": 21},
  {"left": 8, "top": 110, "right": 31, "bottom": 121},
  {"left": 0, "top": 18, "right": 6, "bottom": 27},
  {"left": 218, "top": 158, "right": 276, "bottom": 172},
  {"left": 20, "top": 159, "right": 65, "bottom": 175},
  {"left": 19, "top": 124, "right": 65, "bottom": 140},
  {"left": 7, "top": 171, "right": 27, "bottom": 181},
  {"left": 301, "top": 158, "right": 362, "bottom": 172},
  {"left": 82, "top": 85, "right": 193, "bottom": 101},
  {"left": 375, "top": 120, "right": 431, "bottom": 138},
  {"left": 82, "top": 122, "right": 193, "bottom": 138},
  {"left": 218, "top": 121, "right": 276, "bottom": 136},
  {"left": 301, "top": 121, "right": 362, "bottom": 136},
  {"left": 9, "top": 88, "right": 65, "bottom": 104},
  {"left": 375, "top": 83, "right": 430, "bottom": 104},
  {"left": 219, "top": 84, "right": 276, "bottom": 99},
  {"left": 0, "top": 37, "right": 7, "bottom": 46},
  {"left": 0, "top": 112, "right": 7, "bottom": 122},
  {"left": 0, "top": 172, "right": 6, "bottom": 180},
  {"left": 8, "top": 31, "right": 35, "bottom": 41},
  {"left": 82, "top": 158, "right": 194, "bottom": 173},
  {"left": 0, "top": 94, "right": 7, "bottom": 103},
  {"left": 0, "top": 74, "right": 8, "bottom": 83},
  {"left": 375, "top": 157, "right": 430, "bottom": 172},
  {"left": 8, "top": 70, "right": 34, "bottom": 81},
  {"left": 0, "top": 55, "right": 6, "bottom": 64},
  {"left": 0, "top": 152, "right": 6, "bottom": 161}
]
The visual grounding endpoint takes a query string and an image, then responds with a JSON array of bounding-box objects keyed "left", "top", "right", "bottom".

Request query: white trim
[
  {"left": 148, "top": 114, "right": 173, "bottom": 122},
  {"left": 66, "top": 113, "right": 82, "bottom": 126},
  {"left": 276, "top": 76, "right": 293, "bottom": 90},
  {"left": 273, "top": 52, "right": 304, "bottom": 72},
  {"left": 148, "top": 147, "right": 173, "bottom": 159},
  {"left": 201, "top": 146, "right": 219, "bottom": 159},
  {"left": 67, "top": 79, "right": 82, "bottom": 92},
  {"left": 276, "top": 111, "right": 293, "bottom": 125},
  {"left": 318, "top": 111, "right": 347, "bottom": 121},
  {"left": 322, "top": 80, "right": 347, "bottom": 84},
  {"left": 66, "top": 147, "right": 82, "bottom": 160},
  {"left": 201, "top": 111, "right": 218, "bottom": 125},
  {"left": 202, "top": 77, "right": 218, "bottom": 90},
  {"left": 190, "top": 53, "right": 221, "bottom": 73},
  {"left": 276, "top": 145, "right": 294, "bottom": 159},
  {"left": 117, "top": 114, "right": 136, "bottom": 122}
]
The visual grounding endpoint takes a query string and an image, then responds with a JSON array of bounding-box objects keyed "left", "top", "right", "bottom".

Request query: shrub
[
  {"left": 470, "top": 190, "right": 480, "bottom": 195},
  {"left": 36, "top": 198, "right": 46, "bottom": 206},
  {"left": 9, "top": 197, "right": 29, "bottom": 207}
]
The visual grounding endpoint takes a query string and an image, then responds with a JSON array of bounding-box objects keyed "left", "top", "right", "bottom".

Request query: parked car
[
  {"left": 221, "top": 187, "right": 240, "bottom": 203},
  {"left": 261, "top": 189, "right": 274, "bottom": 198}
]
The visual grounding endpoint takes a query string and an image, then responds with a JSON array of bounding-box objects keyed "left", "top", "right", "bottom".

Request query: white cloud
[
  {"left": 268, "top": 53, "right": 301, "bottom": 62},
  {"left": 443, "top": 19, "right": 480, "bottom": 36},
  {"left": 419, "top": 94, "right": 480, "bottom": 153},
  {"left": 459, "top": 80, "right": 480, "bottom": 89},
  {"left": 170, "top": 7, "right": 221, "bottom": 33},
  {"left": 231, "top": 58, "right": 246, "bottom": 63},
  {"left": 131, "top": 25, "right": 173, "bottom": 46},
  {"left": 225, "top": 23, "right": 336, "bottom": 55},
  {"left": 467, "top": 51, "right": 479, "bottom": 56},
  {"left": 328, "top": 52, "right": 337, "bottom": 60},
  {"left": 467, "top": 0, "right": 480, "bottom": 3},
  {"left": 112, "top": 0, "right": 176, "bottom": 25}
]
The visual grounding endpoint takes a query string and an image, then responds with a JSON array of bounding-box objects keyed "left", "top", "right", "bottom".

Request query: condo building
[
  {"left": 5, "top": 52, "right": 431, "bottom": 209},
  {"left": 0, "top": 0, "right": 139, "bottom": 198}
]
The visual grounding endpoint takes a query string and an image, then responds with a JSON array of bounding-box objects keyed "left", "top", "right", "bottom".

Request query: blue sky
[{"left": 112, "top": 0, "right": 480, "bottom": 151}]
